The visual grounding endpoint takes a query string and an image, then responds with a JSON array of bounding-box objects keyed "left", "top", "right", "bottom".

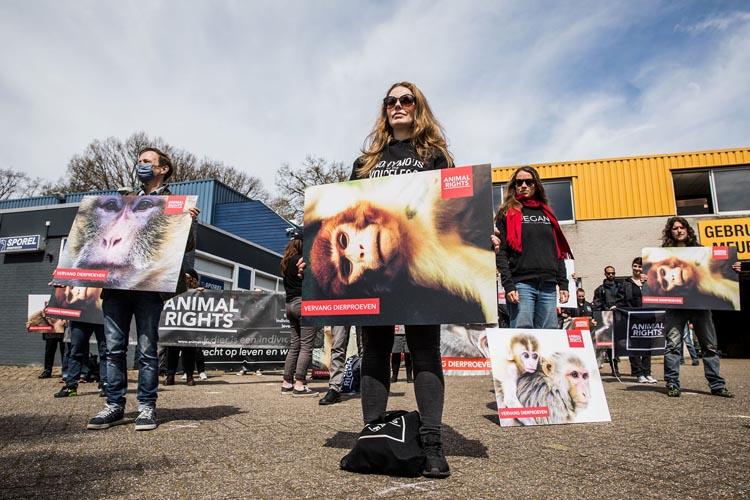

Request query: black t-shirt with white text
[{"left": 349, "top": 139, "right": 448, "bottom": 180}]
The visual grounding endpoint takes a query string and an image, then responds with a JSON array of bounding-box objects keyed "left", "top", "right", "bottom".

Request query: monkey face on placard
[
  {"left": 646, "top": 257, "right": 697, "bottom": 294},
  {"left": 310, "top": 202, "right": 409, "bottom": 296}
]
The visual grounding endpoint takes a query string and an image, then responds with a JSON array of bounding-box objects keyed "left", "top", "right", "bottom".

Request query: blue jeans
[
  {"left": 681, "top": 324, "right": 699, "bottom": 362},
  {"left": 102, "top": 290, "right": 163, "bottom": 408},
  {"left": 66, "top": 321, "right": 107, "bottom": 389},
  {"left": 664, "top": 310, "right": 725, "bottom": 391},
  {"left": 508, "top": 281, "right": 558, "bottom": 329}
]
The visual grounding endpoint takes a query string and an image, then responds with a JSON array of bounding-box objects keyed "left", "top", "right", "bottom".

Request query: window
[
  {"left": 672, "top": 166, "right": 750, "bottom": 215},
  {"left": 491, "top": 178, "right": 575, "bottom": 223}
]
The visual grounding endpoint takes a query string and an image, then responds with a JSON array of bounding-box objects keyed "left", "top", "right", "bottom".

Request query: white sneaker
[
  {"left": 637, "top": 376, "right": 648, "bottom": 384},
  {"left": 646, "top": 375, "right": 658, "bottom": 384},
  {"left": 180, "top": 373, "right": 187, "bottom": 381},
  {"left": 236, "top": 368, "right": 247, "bottom": 376},
  {"left": 199, "top": 372, "right": 208, "bottom": 380}
]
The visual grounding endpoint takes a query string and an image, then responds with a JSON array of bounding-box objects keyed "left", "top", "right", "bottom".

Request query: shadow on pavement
[
  {"left": 322, "top": 424, "right": 488, "bottom": 458},
  {"left": 155, "top": 405, "right": 245, "bottom": 423}
]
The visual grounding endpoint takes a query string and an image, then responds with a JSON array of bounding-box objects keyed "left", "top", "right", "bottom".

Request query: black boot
[
  {"left": 390, "top": 353, "right": 400, "bottom": 383},
  {"left": 404, "top": 353, "right": 413, "bottom": 383},
  {"left": 422, "top": 433, "right": 450, "bottom": 478}
]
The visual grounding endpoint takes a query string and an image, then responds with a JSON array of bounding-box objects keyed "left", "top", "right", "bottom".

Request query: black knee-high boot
[
  {"left": 404, "top": 353, "right": 413, "bottom": 383},
  {"left": 390, "top": 353, "right": 401, "bottom": 383}
]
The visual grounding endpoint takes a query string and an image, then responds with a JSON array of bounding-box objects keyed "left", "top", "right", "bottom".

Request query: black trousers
[
  {"left": 43, "top": 339, "right": 65, "bottom": 372},
  {"left": 361, "top": 325, "right": 444, "bottom": 438},
  {"left": 629, "top": 355, "right": 652, "bottom": 377},
  {"left": 166, "top": 347, "right": 196, "bottom": 376}
]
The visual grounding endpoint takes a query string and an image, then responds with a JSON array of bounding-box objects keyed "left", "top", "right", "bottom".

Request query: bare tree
[
  {"left": 54, "top": 131, "right": 269, "bottom": 199},
  {"left": 0, "top": 167, "right": 49, "bottom": 200},
  {"left": 271, "top": 155, "right": 349, "bottom": 223}
]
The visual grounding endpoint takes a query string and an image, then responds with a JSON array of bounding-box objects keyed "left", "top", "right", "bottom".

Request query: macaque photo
[
  {"left": 641, "top": 247, "right": 740, "bottom": 311},
  {"left": 46, "top": 286, "right": 104, "bottom": 324},
  {"left": 52, "top": 195, "right": 197, "bottom": 293},
  {"left": 486, "top": 328, "right": 611, "bottom": 427},
  {"left": 301, "top": 164, "right": 498, "bottom": 326}
]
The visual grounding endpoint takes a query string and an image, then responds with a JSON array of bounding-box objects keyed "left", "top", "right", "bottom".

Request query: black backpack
[
  {"left": 340, "top": 410, "right": 425, "bottom": 477},
  {"left": 340, "top": 355, "right": 361, "bottom": 393}
]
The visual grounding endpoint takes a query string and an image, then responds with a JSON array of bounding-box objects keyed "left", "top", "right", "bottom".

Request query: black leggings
[{"left": 361, "top": 325, "right": 444, "bottom": 438}]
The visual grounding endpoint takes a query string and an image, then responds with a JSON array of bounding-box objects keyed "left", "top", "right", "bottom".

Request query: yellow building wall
[{"left": 491, "top": 147, "right": 750, "bottom": 221}]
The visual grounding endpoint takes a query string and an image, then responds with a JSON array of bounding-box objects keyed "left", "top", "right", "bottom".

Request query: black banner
[
  {"left": 613, "top": 308, "right": 666, "bottom": 357},
  {"left": 158, "top": 289, "right": 291, "bottom": 348}
]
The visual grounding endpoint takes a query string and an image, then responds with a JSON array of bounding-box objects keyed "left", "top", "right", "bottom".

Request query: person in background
[
  {"left": 660, "top": 216, "right": 732, "bottom": 398},
  {"left": 164, "top": 269, "right": 201, "bottom": 387},
  {"left": 319, "top": 325, "right": 355, "bottom": 405},
  {"left": 390, "top": 326, "right": 412, "bottom": 383},
  {"left": 280, "top": 232, "right": 318, "bottom": 397},
  {"left": 617, "top": 257, "right": 657, "bottom": 384},
  {"left": 495, "top": 166, "right": 573, "bottom": 329},
  {"left": 54, "top": 318, "right": 107, "bottom": 397},
  {"left": 593, "top": 266, "right": 621, "bottom": 311},
  {"left": 29, "top": 307, "right": 67, "bottom": 379}
]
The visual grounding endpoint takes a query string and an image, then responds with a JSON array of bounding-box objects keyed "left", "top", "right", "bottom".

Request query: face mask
[{"left": 136, "top": 162, "right": 155, "bottom": 182}]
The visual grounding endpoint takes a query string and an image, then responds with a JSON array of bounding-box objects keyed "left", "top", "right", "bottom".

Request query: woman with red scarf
[{"left": 496, "top": 166, "right": 573, "bottom": 329}]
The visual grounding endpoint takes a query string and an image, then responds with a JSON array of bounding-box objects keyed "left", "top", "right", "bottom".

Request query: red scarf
[{"left": 505, "top": 196, "right": 573, "bottom": 259}]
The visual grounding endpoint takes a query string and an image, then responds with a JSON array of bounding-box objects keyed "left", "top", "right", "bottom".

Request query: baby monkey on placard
[{"left": 492, "top": 334, "right": 540, "bottom": 426}]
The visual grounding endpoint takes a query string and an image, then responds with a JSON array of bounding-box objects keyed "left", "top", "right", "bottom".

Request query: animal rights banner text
[
  {"left": 158, "top": 289, "right": 292, "bottom": 349},
  {"left": 52, "top": 195, "right": 197, "bottom": 293},
  {"left": 641, "top": 246, "right": 740, "bottom": 311},
  {"left": 301, "top": 164, "right": 498, "bottom": 326},
  {"left": 613, "top": 308, "right": 666, "bottom": 357},
  {"left": 45, "top": 286, "right": 104, "bottom": 324},
  {"left": 487, "top": 328, "right": 610, "bottom": 427}
]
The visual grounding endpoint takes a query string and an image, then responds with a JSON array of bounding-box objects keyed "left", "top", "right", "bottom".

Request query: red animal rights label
[
  {"left": 53, "top": 268, "right": 109, "bottom": 281},
  {"left": 441, "top": 166, "right": 474, "bottom": 199},
  {"left": 441, "top": 357, "right": 491, "bottom": 371},
  {"left": 642, "top": 296, "right": 684, "bottom": 305},
  {"left": 28, "top": 325, "right": 54, "bottom": 332},
  {"left": 499, "top": 406, "right": 549, "bottom": 420},
  {"left": 573, "top": 318, "right": 590, "bottom": 329},
  {"left": 164, "top": 196, "right": 188, "bottom": 215},
  {"left": 45, "top": 307, "right": 81, "bottom": 318},
  {"left": 301, "top": 298, "right": 380, "bottom": 316},
  {"left": 566, "top": 329, "right": 585, "bottom": 348},
  {"left": 712, "top": 246, "right": 729, "bottom": 260}
]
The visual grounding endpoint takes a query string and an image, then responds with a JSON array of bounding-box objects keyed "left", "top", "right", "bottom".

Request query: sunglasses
[
  {"left": 605, "top": 272, "right": 616, "bottom": 276},
  {"left": 515, "top": 178, "right": 535, "bottom": 187},
  {"left": 383, "top": 94, "right": 416, "bottom": 109}
]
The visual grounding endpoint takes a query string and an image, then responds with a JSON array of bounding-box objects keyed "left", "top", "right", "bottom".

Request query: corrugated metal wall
[
  {"left": 491, "top": 148, "right": 750, "bottom": 220},
  {"left": 0, "top": 196, "right": 59, "bottom": 210}
]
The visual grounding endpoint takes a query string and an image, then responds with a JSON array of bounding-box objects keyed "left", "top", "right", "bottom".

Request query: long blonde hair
[
  {"left": 356, "top": 81, "right": 454, "bottom": 178},
  {"left": 497, "top": 166, "right": 548, "bottom": 217}
]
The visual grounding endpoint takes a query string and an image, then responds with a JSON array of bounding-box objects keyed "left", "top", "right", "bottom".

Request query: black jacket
[
  {"left": 617, "top": 277, "right": 643, "bottom": 308},
  {"left": 283, "top": 253, "right": 303, "bottom": 302},
  {"left": 495, "top": 207, "right": 568, "bottom": 293},
  {"left": 592, "top": 279, "right": 622, "bottom": 310},
  {"left": 563, "top": 300, "right": 594, "bottom": 318}
]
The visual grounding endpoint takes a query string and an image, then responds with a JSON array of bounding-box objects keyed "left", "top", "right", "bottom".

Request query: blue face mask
[{"left": 136, "top": 162, "right": 155, "bottom": 182}]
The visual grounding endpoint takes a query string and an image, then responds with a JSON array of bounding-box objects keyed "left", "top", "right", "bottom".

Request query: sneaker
[
  {"left": 422, "top": 435, "right": 451, "bottom": 478},
  {"left": 691, "top": 359, "right": 700, "bottom": 366},
  {"left": 637, "top": 376, "right": 648, "bottom": 384},
  {"left": 163, "top": 374, "right": 175, "bottom": 386},
  {"left": 646, "top": 375, "right": 658, "bottom": 384},
  {"left": 38, "top": 370, "right": 52, "bottom": 379},
  {"left": 666, "top": 385, "right": 681, "bottom": 397},
  {"left": 292, "top": 386, "right": 318, "bottom": 398},
  {"left": 87, "top": 404, "right": 125, "bottom": 430},
  {"left": 199, "top": 372, "right": 208, "bottom": 380},
  {"left": 99, "top": 387, "right": 106, "bottom": 397},
  {"left": 281, "top": 385, "right": 294, "bottom": 396},
  {"left": 711, "top": 388, "right": 734, "bottom": 398},
  {"left": 134, "top": 406, "right": 158, "bottom": 431},
  {"left": 236, "top": 367, "right": 247, "bottom": 376},
  {"left": 180, "top": 373, "right": 187, "bottom": 381},
  {"left": 54, "top": 386, "right": 78, "bottom": 398},
  {"left": 319, "top": 388, "right": 341, "bottom": 405}
]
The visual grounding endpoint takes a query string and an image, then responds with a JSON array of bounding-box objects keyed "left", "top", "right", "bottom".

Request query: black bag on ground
[
  {"left": 340, "top": 355, "right": 361, "bottom": 394},
  {"left": 340, "top": 410, "right": 425, "bottom": 477}
]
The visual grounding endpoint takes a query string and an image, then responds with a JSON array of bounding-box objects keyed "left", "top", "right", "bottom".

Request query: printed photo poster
[
  {"left": 441, "top": 324, "right": 492, "bottom": 376},
  {"left": 487, "top": 328, "right": 611, "bottom": 427},
  {"left": 26, "top": 295, "right": 66, "bottom": 333},
  {"left": 45, "top": 286, "right": 104, "bottom": 324},
  {"left": 52, "top": 195, "right": 198, "bottom": 293},
  {"left": 592, "top": 311, "right": 614, "bottom": 348},
  {"left": 557, "top": 259, "right": 577, "bottom": 308},
  {"left": 301, "top": 164, "right": 498, "bottom": 326},
  {"left": 641, "top": 247, "right": 740, "bottom": 311},
  {"left": 158, "top": 289, "right": 291, "bottom": 349},
  {"left": 613, "top": 308, "right": 666, "bottom": 357}
]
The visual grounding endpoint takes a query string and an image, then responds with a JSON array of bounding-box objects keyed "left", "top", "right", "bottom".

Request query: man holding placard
[{"left": 87, "top": 147, "right": 200, "bottom": 431}]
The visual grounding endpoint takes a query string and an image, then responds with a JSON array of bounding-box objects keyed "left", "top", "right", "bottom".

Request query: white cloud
[{"left": 0, "top": 1, "right": 747, "bottom": 195}]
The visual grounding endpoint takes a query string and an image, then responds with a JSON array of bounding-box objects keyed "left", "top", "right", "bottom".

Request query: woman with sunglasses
[
  {"left": 350, "top": 82, "right": 453, "bottom": 478},
  {"left": 496, "top": 166, "right": 573, "bottom": 329}
]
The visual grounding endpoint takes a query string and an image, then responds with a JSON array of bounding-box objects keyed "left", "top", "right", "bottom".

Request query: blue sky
[{"left": 1, "top": 1, "right": 748, "bottom": 192}]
